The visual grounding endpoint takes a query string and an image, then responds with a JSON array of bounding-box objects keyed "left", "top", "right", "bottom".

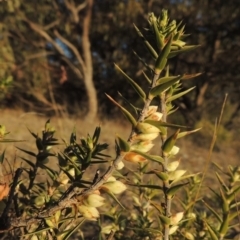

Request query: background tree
[{"left": 0, "top": 0, "right": 239, "bottom": 129}]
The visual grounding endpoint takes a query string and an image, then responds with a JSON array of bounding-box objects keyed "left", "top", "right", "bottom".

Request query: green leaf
[
  {"left": 182, "top": 72, "right": 202, "bottom": 80},
  {"left": 104, "top": 190, "right": 125, "bottom": 209},
  {"left": 16, "top": 147, "right": 37, "bottom": 157},
  {"left": 202, "top": 200, "right": 222, "bottom": 223},
  {"left": 133, "top": 23, "right": 158, "bottom": 59},
  {"left": 105, "top": 94, "right": 137, "bottom": 126},
  {"left": 162, "top": 129, "right": 180, "bottom": 154},
  {"left": 142, "top": 71, "right": 151, "bottom": 84},
  {"left": 0, "top": 150, "right": 5, "bottom": 164},
  {"left": 115, "top": 64, "right": 146, "bottom": 100},
  {"left": 159, "top": 215, "right": 171, "bottom": 225},
  {"left": 27, "top": 127, "right": 38, "bottom": 139},
  {"left": 150, "top": 75, "right": 182, "bottom": 97},
  {"left": 168, "top": 45, "right": 200, "bottom": 58},
  {"left": 59, "top": 218, "right": 85, "bottom": 240},
  {"left": 215, "top": 172, "right": 229, "bottom": 192},
  {"left": 152, "top": 16, "right": 164, "bottom": 50},
  {"left": 131, "top": 150, "right": 164, "bottom": 164},
  {"left": 155, "top": 35, "right": 173, "bottom": 73},
  {"left": 92, "top": 126, "right": 101, "bottom": 146},
  {"left": 177, "top": 128, "right": 201, "bottom": 139},
  {"left": 116, "top": 135, "right": 130, "bottom": 152},
  {"left": 144, "top": 120, "right": 188, "bottom": 129},
  {"left": 118, "top": 92, "right": 140, "bottom": 115},
  {"left": 166, "top": 87, "right": 196, "bottom": 103},
  {"left": 166, "top": 182, "right": 188, "bottom": 197},
  {"left": 205, "top": 221, "right": 219, "bottom": 240},
  {"left": 132, "top": 50, "right": 153, "bottom": 72},
  {"left": 157, "top": 75, "right": 182, "bottom": 85},
  {"left": 127, "top": 183, "right": 163, "bottom": 190},
  {"left": 20, "top": 157, "right": 35, "bottom": 168}
]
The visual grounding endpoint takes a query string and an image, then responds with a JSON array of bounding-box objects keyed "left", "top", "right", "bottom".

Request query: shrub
[{"left": 0, "top": 9, "right": 239, "bottom": 240}]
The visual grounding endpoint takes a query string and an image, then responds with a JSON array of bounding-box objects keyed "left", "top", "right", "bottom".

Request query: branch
[
  {"left": 64, "top": 0, "right": 87, "bottom": 23},
  {"left": 23, "top": 18, "right": 65, "bottom": 56},
  {"left": 54, "top": 29, "right": 86, "bottom": 74},
  {"left": 82, "top": 0, "right": 93, "bottom": 77}
]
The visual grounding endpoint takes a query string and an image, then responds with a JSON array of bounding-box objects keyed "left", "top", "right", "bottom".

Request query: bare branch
[
  {"left": 43, "top": 19, "right": 60, "bottom": 31},
  {"left": 64, "top": 0, "right": 87, "bottom": 23},
  {"left": 76, "top": 1, "right": 88, "bottom": 12},
  {"left": 54, "top": 29, "right": 86, "bottom": 73},
  {"left": 61, "top": 56, "right": 83, "bottom": 79},
  {"left": 24, "top": 19, "right": 65, "bottom": 56}
]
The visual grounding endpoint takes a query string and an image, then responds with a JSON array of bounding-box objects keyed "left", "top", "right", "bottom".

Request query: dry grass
[{"left": 1, "top": 109, "right": 239, "bottom": 187}]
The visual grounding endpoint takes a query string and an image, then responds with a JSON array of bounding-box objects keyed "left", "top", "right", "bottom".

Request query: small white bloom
[
  {"left": 169, "top": 225, "right": 179, "bottom": 235},
  {"left": 169, "top": 170, "right": 186, "bottom": 181},
  {"left": 169, "top": 146, "right": 180, "bottom": 155}
]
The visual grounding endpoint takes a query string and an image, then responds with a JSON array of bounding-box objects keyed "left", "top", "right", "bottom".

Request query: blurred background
[{"left": 0, "top": 0, "right": 240, "bottom": 147}]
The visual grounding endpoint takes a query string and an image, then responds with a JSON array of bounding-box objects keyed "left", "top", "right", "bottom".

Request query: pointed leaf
[
  {"left": 116, "top": 135, "right": 130, "bottom": 152},
  {"left": 167, "top": 182, "right": 189, "bottom": 197},
  {"left": 177, "top": 128, "right": 201, "bottom": 139},
  {"left": 133, "top": 23, "right": 158, "bottom": 59},
  {"left": 182, "top": 72, "right": 202, "bottom": 80},
  {"left": 205, "top": 221, "right": 219, "bottom": 240},
  {"left": 60, "top": 218, "right": 85, "bottom": 240},
  {"left": 157, "top": 75, "right": 182, "bottom": 85},
  {"left": 202, "top": 200, "right": 222, "bottom": 222},
  {"left": 104, "top": 190, "right": 125, "bottom": 209},
  {"left": 127, "top": 183, "right": 163, "bottom": 190},
  {"left": 20, "top": 157, "right": 35, "bottom": 168},
  {"left": 105, "top": 94, "right": 137, "bottom": 126},
  {"left": 27, "top": 128, "right": 38, "bottom": 139},
  {"left": 0, "top": 150, "right": 5, "bottom": 164},
  {"left": 118, "top": 92, "right": 140, "bottom": 115},
  {"left": 16, "top": 147, "right": 36, "bottom": 157},
  {"left": 145, "top": 120, "right": 188, "bottom": 129},
  {"left": 150, "top": 76, "right": 182, "bottom": 97},
  {"left": 162, "top": 129, "right": 180, "bottom": 155},
  {"left": 166, "top": 87, "right": 196, "bottom": 103},
  {"left": 168, "top": 45, "right": 200, "bottom": 58},
  {"left": 132, "top": 50, "right": 153, "bottom": 72},
  {"left": 142, "top": 71, "right": 151, "bottom": 84},
  {"left": 115, "top": 64, "right": 146, "bottom": 100},
  {"left": 155, "top": 35, "right": 173, "bottom": 73}
]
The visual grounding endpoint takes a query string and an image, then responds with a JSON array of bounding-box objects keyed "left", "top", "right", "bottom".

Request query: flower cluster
[
  {"left": 79, "top": 177, "right": 127, "bottom": 220},
  {"left": 123, "top": 106, "right": 162, "bottom": 163}
]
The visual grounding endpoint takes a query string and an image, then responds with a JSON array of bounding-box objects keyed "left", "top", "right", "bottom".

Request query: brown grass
[{"left": 1, "top": 109, "right": 239, "bottom": 186}]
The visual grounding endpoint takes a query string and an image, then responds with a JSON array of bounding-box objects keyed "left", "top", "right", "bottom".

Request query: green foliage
[{"left": 0, "top": 8, "right": 240, "bottom": 240}]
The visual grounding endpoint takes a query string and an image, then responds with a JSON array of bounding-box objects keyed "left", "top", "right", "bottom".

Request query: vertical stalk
[{"left": 160, "top": 92, "right": 171, "bottom": 240}]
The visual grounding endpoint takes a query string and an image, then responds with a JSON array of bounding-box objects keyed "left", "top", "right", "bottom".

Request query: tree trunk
[{"left": 82, "top": 0, "right": 98, "bottom": 121}]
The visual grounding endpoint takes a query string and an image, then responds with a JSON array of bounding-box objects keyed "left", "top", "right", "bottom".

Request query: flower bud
[
  {"left": 0, "top": 183, "right": 10, "bottom": 200},
  {"left": 169, "top": 146, "right": 179, "bottom": 155},
  {"left": 130, "top": 140, "right": 154, "bottom": 153},
  {"left": 136, "top": 122, "right": 160, "bottom": 134},
  {"left": 116, "top": 161, "right": 124, "bottom": 170},
  {"left": 78, "top": 205, "right": 99, "bottom": 220},
  {"left": 102, "top": 178, "right": 127, "bottom": 194},
  {"left": 134, "top": 132, "right": 159, "bottom": 141},
  {"left": 34, "top": 195, "right": 46, "bottom": 207},
  {"left": 83, "top": 194, "right": 105, "bottom": 208},
  {"left": 169, "top": 225, "right": 179, "bottom": 235},
  {"left": 124, "top": 152, "right": 147, "bottom": 163},
  {"left": 146, "top": 106, "right": 158, "bottom": 116},
  {"left": 169, "top": 170, "right": 186, "bottom": 181},
  {"left": 146, "top": 112, "right": 163, "bottom": 121},
  {"left": 167, "top": 160, "right": 180, "bottom": 172},
  {"left": 170, "top": 212, "right": 184, "bottom": 225}
]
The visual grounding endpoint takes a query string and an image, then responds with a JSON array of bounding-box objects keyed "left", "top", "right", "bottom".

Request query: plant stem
[{"left": 160, "top": 91, "right": 172, "bottom": 239}]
